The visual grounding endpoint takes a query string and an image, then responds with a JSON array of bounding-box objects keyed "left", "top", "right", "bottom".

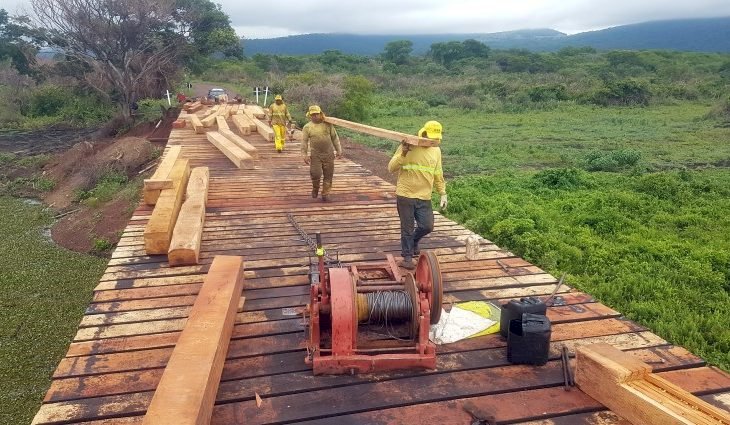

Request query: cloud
[{"left": 3, "top": 0, "right": 729, "bottom": 38}]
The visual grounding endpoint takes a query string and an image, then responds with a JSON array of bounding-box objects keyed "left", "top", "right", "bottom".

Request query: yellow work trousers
[
  {"left": 310, "top": 152, "right": 335, "bottom": 195},
  {"left": 273, "top": 124, "right": 287, "bottom": 151}
]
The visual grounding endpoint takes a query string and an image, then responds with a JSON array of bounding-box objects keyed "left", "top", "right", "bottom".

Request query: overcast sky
[{"left": 4, "top": 0, "right": 730, "bottom": 38}]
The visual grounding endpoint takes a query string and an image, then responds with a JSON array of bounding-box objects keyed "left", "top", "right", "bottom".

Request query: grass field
[
  {"left": 347, "top": 102, "right": 730, "bottom": 370},
  {"left": 0, "top": 197, "right": 107, "bottom": 424}
]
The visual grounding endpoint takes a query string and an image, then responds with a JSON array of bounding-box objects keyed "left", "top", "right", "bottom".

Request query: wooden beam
[
  {"left": 189, "top": 114, "right": 204, "bottom": 134},
  {"left": 144, "top": 159, "right": 190, "bottom": 255},
  {"left": 324, "top": 116, "right": 440, "bottom": 147},
  {"left": 246, "top": 104, "right": 266, "bottom": 119},
  {"left": 200, "top": 105, "right": 219, "bottom": 118},
  {"left": 231, "top": 114, "right": 253, "bottom": 136},
  {"left": 251, "top": 117, "right": 274, "bottom": 142},
  {"left": 216, "top": 116, "right": 230, "bottom": 131},
  {"left": 206, "top": 131, "right": 254, "bottom": 169},
  {"left": 143, "top": 145, "right": 182, "bottom": 205},
  {"left": 168, "top": 167, "right": 209, "bottom": 266},
  {"left": 201, "top": 109, "right": 219, "bottom": 128},
  {"left": 219, "top": 129, "right": 258, "bottom": 158},
  {"left": 575, "top": 343, "right": 730, "bottom": 425},
  {"left": 141, "top": 255, "right": 245, "bottom": 425}
]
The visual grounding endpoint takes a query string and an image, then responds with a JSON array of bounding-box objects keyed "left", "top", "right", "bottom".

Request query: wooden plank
[
  {"left": 575, "top": 343, "right": 730, "bottom": 425},
  {"left": 325, "top": 116, "right": 440, "bottom": 147},
  {"left": 215, "top": 116, "right": 229, "bottom": 131},
  {"left": 143, "top": 146, "right": 182, "bottom": 205},
  {"left": 251, "top": 117, "right": 274, "bottom": 142},
  {"left": 169, "top": 167, "right": 209, "bottom": 266},
  {"left": 144, "top": 159, "right": 190, "bottom": 255},
  {"left": 206, "top": 132, "right": 254, "bottom": 169},
  {"left": 141, "top": 255, "right": 245, "bottom": 425},
  {"left": 218, "top": 129, "right": 258, "bottom": 158}
]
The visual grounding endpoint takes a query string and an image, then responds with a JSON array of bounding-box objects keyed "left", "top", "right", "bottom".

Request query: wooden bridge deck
[{"left": 33, "top": 120, "right": 730, "bottom": 424}]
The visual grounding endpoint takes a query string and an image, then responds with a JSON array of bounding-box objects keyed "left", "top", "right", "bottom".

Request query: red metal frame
[{"left": 306, "top": 253, "right": 438, "bottom": 375}]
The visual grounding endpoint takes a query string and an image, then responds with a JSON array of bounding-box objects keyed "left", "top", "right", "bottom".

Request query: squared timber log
[
  {"left": 215, "top": 116, "right": 229, "bottom": 131},
  {"left": 189, "top": 114, "right": 204, "bottom": 134},
  {"left": 575, "top": 343, "right": 730, "bottom": 425},
  {"left": 141, "top": 255, "right": 245, "bottom": 425},
  {"left": 143, "top": 145, "right": 182, "bottom": 205},
  {"left": 251, "top": 118, "right": 274, "bottom": 142},
  {"left": 219, "top": 129, "right": 258, "bottom": 158},
  {"left": 168, "top": 167, "right": 209, "bottom": 266},
  {"left": 246, "top": 104, "right": 266, "bottom": 119},
  {"left": 144, "top": 159, "right": 190, "bottom": 255},
  {"left": 206, "top": 131, "right": 254, "bottom": 169},
  {"left": 231, "top": 114, "right": 253, "bottom": 135}
]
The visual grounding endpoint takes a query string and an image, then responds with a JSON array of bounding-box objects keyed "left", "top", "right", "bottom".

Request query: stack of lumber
[
  {"left": 325, "top": 116, "right": 440, "bottom": 147},
  {"left": 143, "top": 158, "right": 191, "bottom": 254},
  {"left": 201, "top": 106, "right": 220, "bottom": 127},
  {"left": 206, "top": 131, "right": 254, "bottom": 169},
  {"left": 143, "top": 145, "right": 182, "bottom": 205},
  {"left": 182, "top": 101, "right": 202, "bottom": 112},
  {"left": 168, "top": 167, "right": 209, "bottom": 266},
  {"left": 188, "top": 114, "right": 204, "bottom": 134},
  {"left": 576, "top": 343, "right": 730, "bottom": 425},
  {"left": 141, "top": 255, "right": 245, "bottom": 425}
]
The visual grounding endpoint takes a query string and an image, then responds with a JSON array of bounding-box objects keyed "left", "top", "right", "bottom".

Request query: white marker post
[
  {"left": 263, "top": 86, "right": 270, "bottom": 106},
  {"left": 165, "top": 90, "right": 171, "bottom": 106},
  {"left": 254, "top": 87, "right": 260, "bottom": 104}
]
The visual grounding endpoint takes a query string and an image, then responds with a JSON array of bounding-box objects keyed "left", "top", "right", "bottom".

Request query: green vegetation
[{"left": 0, "top": 196, "right": 106, "bottom": 424}]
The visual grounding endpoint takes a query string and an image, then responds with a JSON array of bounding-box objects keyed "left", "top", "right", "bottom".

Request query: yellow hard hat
[
  {"left": 275, "top": 94, "right": 283, "bottom": 101},
  {"left": 307, "top": 105, "right": 323, "bottom": 116},
  {"left": 419, "top": 120, "right": 443, "bottom": 140}
]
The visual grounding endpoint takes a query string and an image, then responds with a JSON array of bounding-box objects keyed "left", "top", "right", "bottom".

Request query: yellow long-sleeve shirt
[
  {"left": 388, "top": 145, "right": 446, "bottom": 200},
  {"left": 268, "top": 103, "right": 292, "bottom": 125},
  {"left": 301, "top": 122, "right": 342, "bottom": 157}
]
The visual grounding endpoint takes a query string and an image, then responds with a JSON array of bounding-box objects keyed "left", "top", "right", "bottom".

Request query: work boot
[
  {"left": 311, "top": 188, "right": 319, "bottom": 198},
  {"left": 399, "top": 257, "right": 416, "bottom": 270},
  {"left": 321, "top": 194, "right": 329, "bottom": 202},
  {"left": 277, "top": 148, "right": 282, "bottom": 153},
  {"left": 414, "top": 245, "right": 421, "bottom": 256}
]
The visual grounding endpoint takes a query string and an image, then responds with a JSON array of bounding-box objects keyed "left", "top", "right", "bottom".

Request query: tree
[
  {"left": 461, "top": 39, "right": 489, "bottom": 58},
  {"left": 429, "top": 41, "right": 464, "bottom": 67},
  {"left": 30, "top": 0, "right": 241, "bottom": 119},
  {"left": 382, "top": 40, "right": 412, "bottom": 65},
  {"left": 173, "top": 0, "right": 242, "bottom": 61},
  {"left": 0, "top": 9, "right": 40, "bottom": 76},
  {"left": 31, "top": 0, "right": 186, "bottom": 118}
]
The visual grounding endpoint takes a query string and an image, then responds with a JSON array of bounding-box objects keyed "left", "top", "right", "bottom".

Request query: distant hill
[{"left": 242, "top": 17, "right": 730, "bottom": 55}]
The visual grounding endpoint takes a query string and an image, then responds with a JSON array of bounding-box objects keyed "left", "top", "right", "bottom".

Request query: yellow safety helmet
[
  {"left": 306, "top": 105, "right": 323, "bottom": 117},
  {"left": 419, "top": 120, "right": 443, "bottom": 140},
  {"left": 275, "top": 94, "right": 283, "bottom": 101}
]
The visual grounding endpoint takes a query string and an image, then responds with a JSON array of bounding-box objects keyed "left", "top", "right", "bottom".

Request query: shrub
[
  {"left": 528, "top": 84, "right": 569, "bottom": 103},
  {"left": 532, "top": 168, "right": 590, "bottom": 189},
  {"left": 583, "top": 149, "right": 642, "bottom": 172},
  {"left": 591, "top": 79, "right": 651, "bottom": 106},
  {"left": 28, "top": 85, "right": 71, "bottom": 117}
]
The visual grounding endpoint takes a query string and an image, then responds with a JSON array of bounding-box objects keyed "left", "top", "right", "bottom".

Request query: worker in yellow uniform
[
  {"left": 387, "top": 120, "right": 447, "bottom": 269},
  {"left": 268, "top": 94, "right": 292, "bottom": 153},
  {"left": 301, "top": 105, "right": 343, "bottom": 202}
]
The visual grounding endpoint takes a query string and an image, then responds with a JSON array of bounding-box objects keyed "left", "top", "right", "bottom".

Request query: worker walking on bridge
[
  {"left": 388, "top": 120, "right": 447, "bottom": 270},
  {"left": 268, "top": 94, "right": 292, "bottom": 153},
  {"left": 301, "top": 105, "right": 342, "bottom": 202}
]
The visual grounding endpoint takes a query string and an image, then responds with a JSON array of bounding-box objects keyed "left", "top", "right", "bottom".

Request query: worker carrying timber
[
  {"left": 301, "top": 105, "right": 343, "bottom": 202},
  {"left": 267, "top": 94, "right": 292, "bottom": 153},
  {"left": 388, "top": 120, "right": 447, "bottom": 270}
]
